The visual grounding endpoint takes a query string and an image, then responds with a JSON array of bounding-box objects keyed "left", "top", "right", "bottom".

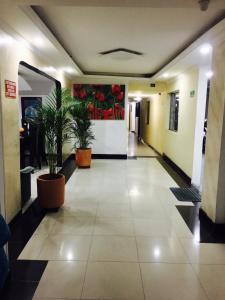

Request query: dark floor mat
[{"left": 170, "top": 187, "right": 201, "bottom": 203}]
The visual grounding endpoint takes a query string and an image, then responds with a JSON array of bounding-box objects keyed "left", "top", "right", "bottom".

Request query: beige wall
[
  {"left": 0, "top": 41, "right": 72, "bottom": 223},
  {"left": 202, "top": 40, "right": 225, "bottom": 223}
]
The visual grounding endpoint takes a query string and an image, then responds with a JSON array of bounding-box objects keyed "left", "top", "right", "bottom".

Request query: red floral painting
[{"left": 73, "top": 84, "right": 125, "bottom": 120}]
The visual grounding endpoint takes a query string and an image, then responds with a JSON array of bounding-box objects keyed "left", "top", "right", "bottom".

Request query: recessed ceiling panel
[{"left": 33, "top": 5, "right": 225, "bottom": 76}]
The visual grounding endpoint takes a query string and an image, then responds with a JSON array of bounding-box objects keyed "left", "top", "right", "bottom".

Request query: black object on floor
[
  {"left": 0, "top": 260, "right": 47, "bottom": 300},
  {"left": 170, "top": 187, "right": 201, "bottom": 203},
  {"left": 157, "top": 156, "right": 191, "bottom": 188},
  {"left": 0, "top": 154, "right": 76, "bottom": 299},
  {"left": 176, "top": 205, "right": 225, "bottom": 243}
]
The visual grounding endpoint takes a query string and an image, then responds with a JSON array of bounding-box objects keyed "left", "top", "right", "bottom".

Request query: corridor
[
  {"left": 15, "top": 158, "right": 225, "bottom": 300},
  {"left": 128, "top": 132, "right": 158, "bottom": 157}
]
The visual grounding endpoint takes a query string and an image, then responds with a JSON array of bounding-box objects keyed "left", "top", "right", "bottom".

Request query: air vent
[
  {"left": 150, "top": 83, "right": 156, "bottom": 87},
  {"left": 100, "top": 48, "right": 143, "bottom": 56}
]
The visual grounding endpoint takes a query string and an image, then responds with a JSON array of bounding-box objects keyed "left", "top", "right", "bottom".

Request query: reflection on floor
[
  {"left": 21, "top": 167, "right": 48, "bottom": 214},
  {"left": 15, "top": 158, "right": 225, "bottom": 300},
  {"left": 128, "top": 132, "right": 158, "bottom": 157}
]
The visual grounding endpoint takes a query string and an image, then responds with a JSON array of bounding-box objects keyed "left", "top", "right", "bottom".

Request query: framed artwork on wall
[{"left": 73, "top": 84, "right": 125, "bottom": 120}]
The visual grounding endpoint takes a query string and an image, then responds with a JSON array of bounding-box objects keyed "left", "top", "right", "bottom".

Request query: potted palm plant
[
  {"left": 68, "top": 101, "right": 95, "bottom": 168},
  {"left": 30, "top": 89, "right": 72, "bottom": 209}
]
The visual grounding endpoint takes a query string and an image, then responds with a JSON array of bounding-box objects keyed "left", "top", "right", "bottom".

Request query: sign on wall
[
  {"left": 5, "top": 80, "right": 16, "bottom": 99},
  {"left": 73, "top": 84, "right": 125, "bottom": 120}
]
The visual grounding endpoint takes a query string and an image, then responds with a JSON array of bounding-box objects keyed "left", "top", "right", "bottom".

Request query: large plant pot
[
  {"left": 37, "top": 173, "right": 65, "bottom": 209},
  {"left": 76, "top": 148, "right": 92, "bottom": 168}
]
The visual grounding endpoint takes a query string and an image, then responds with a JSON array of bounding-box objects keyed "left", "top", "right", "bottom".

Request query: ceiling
[{"left": 32, "top": 2, "right": 225, "bottom": 77}]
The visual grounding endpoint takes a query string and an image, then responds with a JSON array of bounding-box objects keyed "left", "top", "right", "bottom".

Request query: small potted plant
[
  {"left": 68, "top": 101, "right": 95, "bottom": 168},
  {"left": 29, "top": 89, "right": 72, "bottom": 209}
]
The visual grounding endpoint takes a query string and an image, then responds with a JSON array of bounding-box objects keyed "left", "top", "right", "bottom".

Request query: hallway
[
  {"left": 128, "top": 132, "right": 158, "bottom": 157},
  {"left": 13, "top": 158, "right": 225, "bottom": 300}
]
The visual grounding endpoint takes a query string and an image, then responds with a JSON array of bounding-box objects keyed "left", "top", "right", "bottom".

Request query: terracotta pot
[
  {"left": 37, "top": 173, "right": 65, "bottom": 209},
  {"left": 76, "top": 148, "right": 92, "bottom": 168}
]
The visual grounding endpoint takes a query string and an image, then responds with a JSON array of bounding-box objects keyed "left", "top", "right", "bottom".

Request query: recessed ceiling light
[
  {"left": 33, "top": 37, "right": 44, "bottom": 47},
  {"left": 199, "top": 44, "right": 212, "bottom": 55},
  {"left": 163, "top": 73, "right": 169, "bottom": 78},
  {"left": 134, "top": 96, "right": 142, "bottom": 102},
  {"left": 63, "top": 67, "right": 75, "bottom": 74},
  {"left": 42, "top": 66, "right": 56, "bottom": 73},
  {"left": 0, "top": 36, "right": 13, "bottom": 45},
  {"left": 206, "top": 70, "right": 214, "bottom": 79}
]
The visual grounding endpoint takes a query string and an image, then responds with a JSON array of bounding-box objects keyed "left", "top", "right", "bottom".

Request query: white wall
[
  {"left": 130, "top": 102, "right": 136, "bottom": 132},
  {"left": 73, "top": 77, "right": 129, "bottom": 155},
  {"left": 0, "top": 37, "right": 71, "bottom": 223},
  {"left": 92, "top": 121, "right": 128, "bottom": 154}
]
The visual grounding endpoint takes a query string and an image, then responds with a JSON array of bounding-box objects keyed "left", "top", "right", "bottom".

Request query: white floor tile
[
  {"left": 34, "top": 261, "right": 86, "bottom": 299},
  {"left": 82, "top": 262, "right": 144, "bottom": 300},
  {"left": 38, "top": 235, "right": 92, "bottom": 261},
  {"left": 89, "top": 235, "right": 138, "bottom": 262},
  {"left": 193, "top": 264, "right": 225, "bottom": 300},
  {"left": 180, "top": 238, "right": 225, "bottom": 264},
  {"left": 136, "top": 236, "right": 189, "bottom": 263},
  {"left": 141, "top": 263, "right": 208, "bottom": 300}
]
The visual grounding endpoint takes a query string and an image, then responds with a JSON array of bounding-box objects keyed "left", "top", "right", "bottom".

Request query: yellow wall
[
  {"left": 164, "top": 67, "right": 199, "bottom": 177},
  {"left": 133, "top": 66, "right": 199, "bottom": 178},
  {"left": 129, "top": 80, "right": 167, "bottom": 95},
  {"left": 0, "top": 41, "right": 72, "bottom": 222}
]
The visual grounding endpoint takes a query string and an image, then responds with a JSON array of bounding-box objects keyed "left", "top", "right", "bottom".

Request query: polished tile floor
[
  {"left": 18, "top": 158, "right": 225, "bottom": 300},
  {"left": 128, "top": 132, "right": 158, "bottom": 157}
]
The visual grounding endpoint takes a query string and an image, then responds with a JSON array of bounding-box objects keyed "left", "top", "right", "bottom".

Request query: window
[{"left": 169, "top": 91, "right": 179, "bottom": 131}]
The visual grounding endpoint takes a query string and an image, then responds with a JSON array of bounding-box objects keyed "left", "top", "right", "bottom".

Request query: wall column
[
  {"left": 0, "top": 73, "right": 6, "bottom": 219},
  {"left": 202, "top": 41, "right": 225, "bottom": 223},
  {"left": 191, "top": 66, "right": 209, "bottom": 189}
]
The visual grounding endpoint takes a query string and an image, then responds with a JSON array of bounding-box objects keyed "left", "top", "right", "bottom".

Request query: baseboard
[
  {"left": 144, "top": 141, "right": 161, "bottom": 156},
  {"left": 162, "top": 154, "right": 192, "bottom": 186},
  {"left": 92, "top": 154, "right": 127, "bottom": 159}
]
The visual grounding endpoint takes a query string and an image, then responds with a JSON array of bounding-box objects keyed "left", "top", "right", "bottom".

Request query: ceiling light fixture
[
  {"left": 64, "top": 67, "right": 75, "bottom": 74},
  {"left": 0, "top": 36, "right": 13, "bottom": 45},
  {"left": 134, "top": 96, "right": 142, "bottom": 102},
  {"left": 163, "top": 73, "right": 169, "bottom": 78},
  {"left": 41, "top": 66, "right": 56, "bottom": 73},
  {"left": 206, "top": 70, "right": 214, "bottom": 79},
  {"left": 33, "top": 37, "right": 44, "bottom": 47},
  {"left": 199, "top": 44, "right": 212, "bottom": 55}
]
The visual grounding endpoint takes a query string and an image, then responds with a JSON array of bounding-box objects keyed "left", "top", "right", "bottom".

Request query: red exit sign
[{"left": 5, "top": 80, "right": 16, "bottom": 99}]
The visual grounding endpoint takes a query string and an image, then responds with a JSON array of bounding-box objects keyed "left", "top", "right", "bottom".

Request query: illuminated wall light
[
  {"left": 33, "top": 37, "right": 45, "bottom": 47},
  {"left": 153, "top": 247, "right": 161, "bottom": 258},
  {"left": 0, "top": 36, "right": 14, "bottom": 45},
  {"left": 199, "top": 43, "right": 212, "bottom": 55},
  {"left": 163, "top": 73, "right": 169, "bottom": 78},
  {"left": 206, "top": 70, "right": 214, "bottom": 79},
  {"left": 42, "top": 66, "right": 56, "bottom": 73},
  {"left": 17, "top": 38, "right": 30, "bottom": 49},
  {"left": 134, "top": 96, "right": 142, "bottom": 102},
  {"left": 129, "top": 187, "right": 140, "bottom": 196},
  {"left": 64, "top": 67, "right": 75, "bottom": 74}
]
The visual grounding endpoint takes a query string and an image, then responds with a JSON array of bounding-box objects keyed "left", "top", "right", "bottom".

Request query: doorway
[
  {"left": 128, "top": 99, "right": 158, "bottom": 158},
  {"left": 18, "top": 62, "right": 61, "bottom": 210}
]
